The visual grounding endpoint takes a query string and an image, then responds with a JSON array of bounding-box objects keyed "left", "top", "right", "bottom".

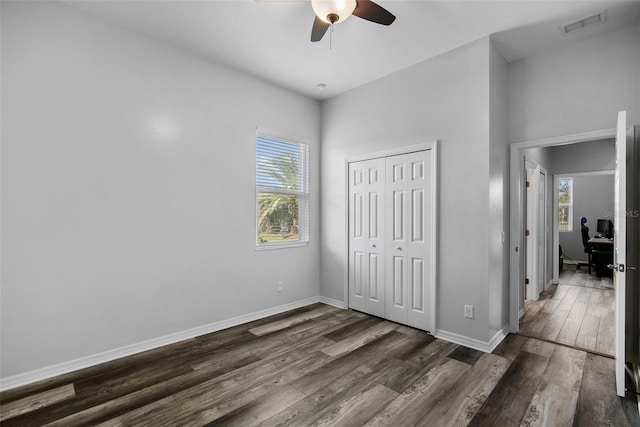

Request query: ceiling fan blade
[
  {"left": 352, "top": 0, "right": 395, "bottom": 25},
  {"left": 311, "top": 16, "right": 330, "bottom": 42}
]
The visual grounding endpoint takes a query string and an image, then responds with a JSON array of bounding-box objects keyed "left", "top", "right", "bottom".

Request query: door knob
[
  {"left": 396, "top": 246, "right": 402, "bottom": 251},
  {"left": 371, "top": 244, "right": 376, "bottom": 248},
  {"left": 608, "top": 264, "right": 626, "bottom": 272}
]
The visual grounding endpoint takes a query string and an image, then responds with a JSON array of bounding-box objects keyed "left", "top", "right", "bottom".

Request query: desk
[{"left": 588, "top": 238, "right": 614, "bottom": 277}]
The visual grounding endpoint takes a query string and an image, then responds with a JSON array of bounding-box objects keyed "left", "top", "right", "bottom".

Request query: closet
[{"left": 348, "top": 148, "right": 435, "bottom": 331}]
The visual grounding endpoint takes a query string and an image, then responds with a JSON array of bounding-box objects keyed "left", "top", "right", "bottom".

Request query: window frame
[
  {"left": 255, "top": 130, "right": 309, "bottom": 250},
  {"left": 557, "top": 176, "right": 573, "bottom": 232}
]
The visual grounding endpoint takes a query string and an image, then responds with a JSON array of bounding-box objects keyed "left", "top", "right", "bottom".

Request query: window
[
  {"left": 558, "top": 177, "right": 573, "bottom": 231},
  {"left": 256, "top": 132, "right": 309, "bottom": 249}
]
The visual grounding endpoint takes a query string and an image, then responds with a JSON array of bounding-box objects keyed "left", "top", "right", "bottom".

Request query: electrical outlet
[
  {"left": 277, "top": 281, "right": 283, "bottom": 292},
  {"left": 464, "top": 305, "right": 474, "bottom": 319}
]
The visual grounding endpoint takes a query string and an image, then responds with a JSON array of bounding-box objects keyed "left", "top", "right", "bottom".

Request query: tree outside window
[
  {"left": 558, "top": 177, "right": 573, "bottom": 231},
  {"left": 256, "top": 133, "right": 309, "bottom": 248}
]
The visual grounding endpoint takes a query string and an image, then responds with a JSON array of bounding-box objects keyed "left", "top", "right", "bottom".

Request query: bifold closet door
[
  {"left": 385, "top": 151, "right": 431, "bottom": 330},
  {"left": 348, "top": 158, "right": 386, "bottom": 318}
]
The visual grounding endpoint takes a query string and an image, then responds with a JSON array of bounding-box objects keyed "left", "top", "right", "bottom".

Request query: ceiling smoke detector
[{"left": 560, "top": 10, "right": 607, "bottom": 35}]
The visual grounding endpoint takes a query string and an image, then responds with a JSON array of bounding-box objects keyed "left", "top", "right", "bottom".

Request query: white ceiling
[{"left": 64, "top": 0, "right": 640, "bottom": 100}]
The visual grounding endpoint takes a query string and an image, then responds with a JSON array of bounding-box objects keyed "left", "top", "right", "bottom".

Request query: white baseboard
[
  {"left": 319, "top": 296, "right": 346, "bottom": 309},
  {"left": 435, "top": 328, "right": 506, "bottom": 353},
  {"left": 0, "top": 296, "right": 324, "bottom": 392}
]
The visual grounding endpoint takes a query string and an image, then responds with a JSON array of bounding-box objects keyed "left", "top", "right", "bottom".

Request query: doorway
[{"left": 519, "top": 143, "right": 618, "bottom": 359}]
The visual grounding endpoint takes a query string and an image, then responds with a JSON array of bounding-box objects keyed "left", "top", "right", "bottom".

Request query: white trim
[
  {"left": 519, "top": 308, "right": 525, "bottom": 319},
  {"left": 344, "top": 141, "right": 438, "bottom": 333},
  {"left": 509, "top": 127, "right": 617, "bottom": 333},
  {"left": 319, "top": 296, "right": 346, "bottom": 309},
  {"left": 557, "top": 170, "right": 615, "bottom": 177},
  {"left": 0, "top": 296, "right": 322, "bottom": 392},
  {"left": 346, "top": 142, "right": 437, "bottom": 163},
  {"left": 255, "top": 127, "right": 310, "bottom": 146},
  {"left": 430, "top": 142, "right": 439, "bottom": 334},
  {"left": 435, "top": 328, "right": 506, "bottom": 353}
]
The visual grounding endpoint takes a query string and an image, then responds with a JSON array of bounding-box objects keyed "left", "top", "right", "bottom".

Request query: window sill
[{"left": 256, "top": 241, "right": 309, "bottom": 251}]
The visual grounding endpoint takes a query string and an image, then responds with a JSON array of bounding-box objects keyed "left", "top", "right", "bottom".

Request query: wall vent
[{"left": 560, "top": 10, "right": 607, "bottom": 35}]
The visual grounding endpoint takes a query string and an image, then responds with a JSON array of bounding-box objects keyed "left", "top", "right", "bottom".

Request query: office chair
[{"left": 577, "top": 218, "right": 593, "bottom": 274}]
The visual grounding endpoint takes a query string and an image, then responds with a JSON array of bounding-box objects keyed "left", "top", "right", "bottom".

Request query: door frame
[
  {"left": 345, "top": 141, "right": 439, "bottom": 333},
  {"left": 509, "top": 128, "right": 619, "bottom": 333}
]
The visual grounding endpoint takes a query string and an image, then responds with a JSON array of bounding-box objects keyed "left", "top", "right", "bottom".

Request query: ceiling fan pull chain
[{"left": 330, "top": 23, "right": 333, "bottom": 50}]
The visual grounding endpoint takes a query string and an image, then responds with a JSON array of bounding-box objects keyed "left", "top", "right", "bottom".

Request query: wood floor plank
[
  {"left": 492, "top": 333, "right": 527, "bottom": 361},
  {"left": 260, "top": 360, "right": 380, "bottom": 426},
  {"left": 448, "top": 345, "right": 484, "bottom": 366},
  {"left": 101, "top": 350, "right": 331, "bottom": 427},
  {"left": 575, "top": 286, "right": 593, "bottom": 304},
  {"left": 203, "top": 384, "right": 305, "bottom": 427},
  {"left": 520, "top": 381, "right": 579, "bottom": 427},
  {"left": 555, "top": 316, "right": 582, "bottom": 347},
  {"left": 523, "top": 338, "right": 555, "bottom": 358},
  {"left": 248, "top": 305, "right": 338, "bottom": 336},
  {"left": 363, "top": 358, "right": 470, "bottom": 426},
  {"left": 43, "top": 352, "right": 263, "bottom": 426},
  {"left": 540, "top": 308, "right": 570, "bottom": 341},
  {"left": 0, "top": 384, "right": 75, "bottom": 422},
  {"left": 574, "top": 315, "right": 600, "bottom": 352},
  {"left": 321, "top": 321, "right": 398, "bottom": 357},
  {"left": 595, "top": 306, "right": 615, "bottom": 356},
  {"left": 542, "top": 345, "right": 586, "bottom": 391},
  {"left": 418, "top": 353, "right": 510, "bottom": 426},
  {"left": 468, "top": 350, "right": 551, "bottom": 426},
  {"left": 322, "top": 315, "right": 382, "bottom": 342},
  {"left": 573, "top": 353, "right": 635, "bottom": 427},
  {"left": 314, "top": 383, "right": 398, "bottom": 427},
  {"left": 289, "top": 330, "right": 409, "bottom": 397}
]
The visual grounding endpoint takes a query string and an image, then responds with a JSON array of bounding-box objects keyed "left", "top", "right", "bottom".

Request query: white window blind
[{"left": 256, "top": 132, "right": 309, "bottom": 248}]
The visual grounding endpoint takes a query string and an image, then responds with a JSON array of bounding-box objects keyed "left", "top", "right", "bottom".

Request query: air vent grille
[{"left": 560, "top": 10, "right": 607, "bottom": 35}]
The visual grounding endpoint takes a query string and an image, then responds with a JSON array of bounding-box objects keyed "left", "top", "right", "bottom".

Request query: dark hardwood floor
[{"left": 1, "top": 303, "right": 638, "bottom": 426}]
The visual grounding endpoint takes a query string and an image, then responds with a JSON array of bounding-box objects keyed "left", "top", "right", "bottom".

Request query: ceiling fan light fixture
[{"left": 311, "top": 0, "right": 357, "bottom": 24}]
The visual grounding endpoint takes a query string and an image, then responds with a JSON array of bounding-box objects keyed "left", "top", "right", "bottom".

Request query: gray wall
[
  {"left": 551, "top": 140, "right": 616, "bottom": 262},
  {"left": 559, "top": 174, "right": 615, "bottom": 263},
  {"left": 508, "top": 25, "right": 640, "bottom": 143},
  {"left": 320, "top": 37, "right": 504, "bottom": 345},
  {"left": 1, "top": 1, "right": 321, "bottom": 378}
]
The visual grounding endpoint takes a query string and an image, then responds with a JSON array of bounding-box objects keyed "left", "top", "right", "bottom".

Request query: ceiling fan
[
  {"left": 310, "top": 0, "right": 396, "bottom": 42},
  {"left": 257, "top": 0, "right": 396, "bottom": 42}
]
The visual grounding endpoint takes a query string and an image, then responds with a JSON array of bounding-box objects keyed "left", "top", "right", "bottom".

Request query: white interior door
[
  {"left": 385, "top": 151, "right": 432, "bottom": 330},
  {"left": 525, "top": 160, "right": 541, "bottom": 300},
  {"left": 614, "top": 111, "right": 631, "bottom": 397},
  {"left": 348, "top": 159, "right": 386, "bottom": 317},
  {"left": 537, "top": 170, "right": 547, "bottom": 292}
]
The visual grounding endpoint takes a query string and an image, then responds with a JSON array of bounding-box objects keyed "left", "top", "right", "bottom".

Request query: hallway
[{"left": 519, "top": 266, "right": 615, "bottom": 357}]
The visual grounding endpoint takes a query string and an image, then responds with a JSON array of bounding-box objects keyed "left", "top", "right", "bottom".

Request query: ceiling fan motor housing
[{"left": 312, "top": 0, "right": 357, "bottom": 24}]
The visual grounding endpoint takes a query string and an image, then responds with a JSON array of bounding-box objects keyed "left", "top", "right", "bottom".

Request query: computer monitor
[{"left": 597, "top": 219, "right": 614, "bottom": 238}]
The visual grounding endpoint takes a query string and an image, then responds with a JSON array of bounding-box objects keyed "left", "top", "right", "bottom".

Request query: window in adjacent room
[
  {"left": 256, "top": 131, "right": 309, "bottom": 249},
  {"left": 558, "top": 177, "right": 573, "bottom": 232}
]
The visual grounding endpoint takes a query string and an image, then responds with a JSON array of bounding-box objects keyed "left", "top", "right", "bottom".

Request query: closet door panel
[
  {"left": 349, "top": 159, "right": 386, "bottom": 317},
  {"left": 386, "top": 157, "right": 409, "bottom": 324},
  {"left": 406, "top": 152, "right": 432, "bottom": 330}
]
